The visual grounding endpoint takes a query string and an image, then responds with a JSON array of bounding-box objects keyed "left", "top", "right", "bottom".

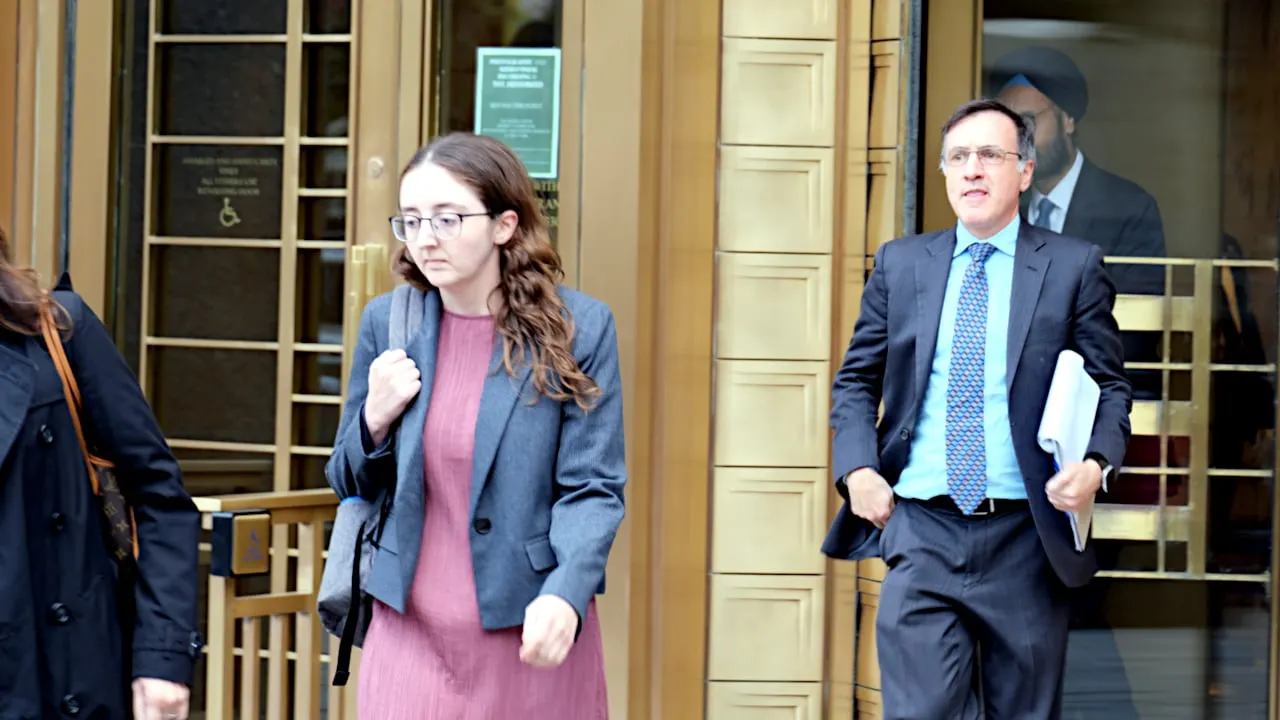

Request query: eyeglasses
[
  {"left": 389, "top": 212, "right": 490, "bottom": 243},
  {"left": 943, "top": 146, "right": 1022, "bottom": 168}
]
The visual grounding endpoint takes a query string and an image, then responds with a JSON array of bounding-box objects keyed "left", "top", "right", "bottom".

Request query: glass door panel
[
  {"left": 110, "top": 0, "right": 385, "bottom": 502},
  {"left": 974, "top": 1, "right": 1280, "bottom": 716},
  {"left": 432, "top": 0, "right": 568, "bottom": 250}
]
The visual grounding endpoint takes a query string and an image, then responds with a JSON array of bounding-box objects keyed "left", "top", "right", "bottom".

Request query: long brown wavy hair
[
  {"left": 392, "top": 132, "right": 600, "bottom": 410},
  {"left": 0, "top": 225, "right": 68, "bottom": 336}
]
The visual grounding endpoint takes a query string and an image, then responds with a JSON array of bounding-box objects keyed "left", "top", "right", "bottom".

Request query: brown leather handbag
[{"left": 39, "top": 298, "right": 138, "bottom": 562}]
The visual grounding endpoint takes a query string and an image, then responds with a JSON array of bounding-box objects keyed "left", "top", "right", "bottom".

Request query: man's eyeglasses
[
  {"left": 389, "top": 212, "right": 490, "bottom": 242},
  {"left": 943, "top": 146, "right": 1022, "bottom": 168}
]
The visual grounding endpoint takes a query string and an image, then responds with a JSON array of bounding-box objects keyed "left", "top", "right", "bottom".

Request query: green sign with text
[{"left": 473, "top": 47, "right": 562, "bottom": 179}]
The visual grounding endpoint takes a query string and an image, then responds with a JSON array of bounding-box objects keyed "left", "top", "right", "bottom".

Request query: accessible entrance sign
[{"left": 473, "top": 47, "right": 562, "bottom": 179}]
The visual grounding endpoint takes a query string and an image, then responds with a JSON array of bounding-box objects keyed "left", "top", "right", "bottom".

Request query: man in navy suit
[{"left": 821, "top": 99, "right": 1133, "bottom": 718}]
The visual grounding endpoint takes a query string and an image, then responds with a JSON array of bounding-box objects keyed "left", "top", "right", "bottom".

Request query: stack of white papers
[{"left": 1036, "top": 350, "right": 1100, "bottom": 552}]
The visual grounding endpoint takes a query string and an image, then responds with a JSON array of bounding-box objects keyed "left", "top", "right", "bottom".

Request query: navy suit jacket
[
  {"left": 820, "top": 222, "right": 1132, "bottom": 588},
  {"left": 325, "top": 286, "right": 627, "bottom": 629}
]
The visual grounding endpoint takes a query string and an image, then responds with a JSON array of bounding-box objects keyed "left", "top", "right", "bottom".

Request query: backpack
[{"left": 317, "top": 283, "right": 425, "bottom": 685}]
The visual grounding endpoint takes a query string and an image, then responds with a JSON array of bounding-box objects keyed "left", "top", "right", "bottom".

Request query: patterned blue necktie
[{"left": 946, "top": 242, "right": 996, "bottom": 514}]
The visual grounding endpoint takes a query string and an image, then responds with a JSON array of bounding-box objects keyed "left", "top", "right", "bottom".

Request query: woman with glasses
[{"left": 326, "top": 132, "right": 625, "bottom": 718}]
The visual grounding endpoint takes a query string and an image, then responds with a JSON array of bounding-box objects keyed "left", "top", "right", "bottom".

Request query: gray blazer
[{"left": 325, "top": 286, "right": 627, "bottom": 630}]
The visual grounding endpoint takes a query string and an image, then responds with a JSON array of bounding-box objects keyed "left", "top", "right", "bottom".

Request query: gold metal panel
[
  {"left": 868, "top": 41, "right": 901, "bottom": 149},
  {"left": 871, "top": 0, "right": 902, "bottom": 40},
  {"left": 714, "top": 360, "right": 830, "bottom": 468},
  {"left": 708, "top": 574, "right": 826, "bottom": 682},
  {"left": 1129, "top": 400, "right": 1193, "bottom": 437},
  {"left": 229, "top": 512, "right": 271, "bottom": 576},
  {"left": 826, "top": 559, "right": 857, "bottom": 720},
  {"left": 857, "top": 557, "right": 887, "bottom": 582},
  {"left": 1113, "top": 293, "right": 1195, "bottom": 333},
  {"left": 721, "top": 38, "right": 838, "bottom": 147},
  {"left": 855, "top": 687, "right": 883, "bottom": 720},
  {"left": 707, "top": 682, "right": 823, "bottom": 719},
  {"left": 1092, "top": 504, "right": 1192, "bottom": 542},
  {"left": 722, "top": 0, "right": 837, "bottom": 40},
  {"left": 711, "top": 468, "right": 829, "bottom": 574},
  {"left": 842, "top": 260, "right": 866, "bottom": 346},
  {"left": 856, "top": 584, "right": 880, "bottom": 691},
  {"left": 717, "top": 253, "right": 833, "bottom": 361},
  {"left": 844, "top": 148, "right": 870, "bottom": 308},
  {"left": 847, "top": 40, "right": 872, "bottom": 150},
  {"left": 66, "top": 0, "right": 114, "bottom": 312},
  {"left": 1186, "top": 263, "right": 1214, "bottom": 575},
  {"left": 866, "top": 149, "right": 900, "bottom": 248},
  {"left": 719, "top": 146, "right": 835, "bottom": 254}
]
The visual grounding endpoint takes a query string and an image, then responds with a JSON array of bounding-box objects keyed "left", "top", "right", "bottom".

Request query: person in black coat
[{"left": 0, "top": 227, "right": 202, "bottom": 719}]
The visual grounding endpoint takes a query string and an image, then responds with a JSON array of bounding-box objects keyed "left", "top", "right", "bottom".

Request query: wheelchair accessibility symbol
[{"left": 219, "top": 197, "right": 242, "bottom": 228}]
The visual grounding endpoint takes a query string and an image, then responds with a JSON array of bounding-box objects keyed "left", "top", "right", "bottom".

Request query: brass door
[
  {"left": 109, "top": 0, "right": 414, "bottom": 499},
  {"left": 104, "top": 1, "right": 419, "bottom": 716}
]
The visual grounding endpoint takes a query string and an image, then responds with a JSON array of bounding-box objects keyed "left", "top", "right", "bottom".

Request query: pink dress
[{"left": 358, "top": 311, "right": 608, "bottom": 720}]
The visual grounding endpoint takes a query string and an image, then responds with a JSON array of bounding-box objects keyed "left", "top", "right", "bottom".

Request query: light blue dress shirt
[{"left": 895, "top": 216, "right": 1025, "bottom": 500}]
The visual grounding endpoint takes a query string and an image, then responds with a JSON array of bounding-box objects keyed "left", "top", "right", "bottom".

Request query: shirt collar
[
  {"left": 1030, "top": 149, "right": 1085, "bottom": 213},
  {"left": 954, "top": 213, "right": 1020, "bottom": 259}
]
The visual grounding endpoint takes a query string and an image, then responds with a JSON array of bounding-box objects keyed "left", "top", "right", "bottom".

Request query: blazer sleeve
[
  {"left": 1073, "top": 245, "right": 1134, "bottom": 468},
  {"left": 830, "top": 242, "right": 890, "bottom": 491},
  {"left": 60, "top": 292, "right": 201, "bottom": 685},
  {"left": 539, "top": 307, "right": 627, "bottom": 623},
  {"left": 325, "top": 297, "right": 395, "bottom": 500}
]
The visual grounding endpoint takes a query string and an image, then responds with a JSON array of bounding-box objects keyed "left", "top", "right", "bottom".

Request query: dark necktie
[{"left": 1033, "top": 197, "right": 1056, "bottom": 229}]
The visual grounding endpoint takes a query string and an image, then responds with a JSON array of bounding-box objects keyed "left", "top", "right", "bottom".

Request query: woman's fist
[{"left": 363, "top": 349, "right": 421, "bottom": 446}]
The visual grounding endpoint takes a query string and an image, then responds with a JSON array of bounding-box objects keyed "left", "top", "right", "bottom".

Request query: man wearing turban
[{"left": 990, "top": 45, "right": 1166, "bottom": 298}]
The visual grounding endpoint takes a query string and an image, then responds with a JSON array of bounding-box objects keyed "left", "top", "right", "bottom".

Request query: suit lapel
[
  {"left": 469, "top": 342, "right": 533, "bottom": 516},
  {"left": 1006, "top": 224, "right": 1050, "bottom": 388},
  {"left": 394, "top": 290, "right": 441, "bottom": 559},
  {"left": 914, "top": 231, "right": 956, "bottom": 407},
  {"left": 1060, "top": 160, "right": 1100, "bottom": 241}
]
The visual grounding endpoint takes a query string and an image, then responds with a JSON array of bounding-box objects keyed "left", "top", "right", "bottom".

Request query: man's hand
[
  {"left": 847, "top": 467, "right": 895, "bottom": 528},
  {"left": 1045, "top": 460, "right": 1103, "bottom": 513},
  {"left": 132, "top": 678, "right": 189, "bottom": 720}
]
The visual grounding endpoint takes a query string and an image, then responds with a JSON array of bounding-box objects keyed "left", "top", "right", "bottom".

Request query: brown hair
[
  {"left": 0, "top": 225, "right": 68, "bottom": 336},
  {"left": 392, "top": 132, "right": 600, "bottom": 410}
]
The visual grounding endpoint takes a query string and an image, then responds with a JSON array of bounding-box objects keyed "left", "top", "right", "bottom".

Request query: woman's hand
[
  {"left": 519, "top": 594, "right": 579, "bottom": 668},
  {"left": 132, "top": 678, "right": 189, "bottom": 720},
  {"left": 363, "top": 349, "right": 422, "bottom": 446}
]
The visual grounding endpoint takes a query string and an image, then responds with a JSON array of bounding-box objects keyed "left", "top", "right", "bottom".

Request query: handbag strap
[{"left": 38, "top": 298, "right": 111, "bottom": 495}]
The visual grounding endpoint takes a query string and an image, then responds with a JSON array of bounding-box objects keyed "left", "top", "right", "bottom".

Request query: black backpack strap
[{"left": 331, "top": 516, "right": 366, "bottom": 686}]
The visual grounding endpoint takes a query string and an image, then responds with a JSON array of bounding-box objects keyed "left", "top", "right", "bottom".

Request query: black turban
[{"left": 988, "top": 45, "right": 1089, "bottom": 121}]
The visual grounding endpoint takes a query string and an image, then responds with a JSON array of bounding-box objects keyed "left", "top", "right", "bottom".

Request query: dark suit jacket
[
  {"left": 1027, "top": 158, "right": 1167, "bottom": 296},
  {"left": 326, "top": 287, "right": 627, "bottom": 629},
  {"left": 820, "top": 222, "right": 1133, "bottom": 588}
]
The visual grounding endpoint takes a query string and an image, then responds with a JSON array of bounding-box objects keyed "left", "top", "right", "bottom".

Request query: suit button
[
  {"left": 61, "top": 694, "right": 81, "bottom": 715},
  {"left": 38, "top": 425, "right": 54, "bottom": 444},
  {"left": 49, "top": 512, "right": 66, "bottom": 532},
  {"left": 473, "top": 518, "right": 492, "bottom": 534},
  {"left": 49, "top": 602, "right": 71, "bottom": 625},
  {"left": 900, "top": 428, "right": 911, "bottom": 440}
]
